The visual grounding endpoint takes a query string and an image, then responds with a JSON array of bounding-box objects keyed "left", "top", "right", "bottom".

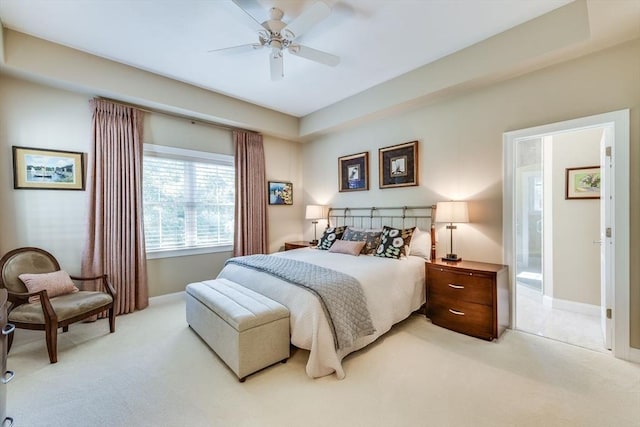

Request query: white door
[{"left": 600, "top": 127, "right": 613, "bottom": 350}]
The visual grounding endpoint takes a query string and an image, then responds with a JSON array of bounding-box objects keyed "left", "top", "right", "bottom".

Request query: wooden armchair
[{"left": 0, "top": 247, "right": 116, "bottom": 363}]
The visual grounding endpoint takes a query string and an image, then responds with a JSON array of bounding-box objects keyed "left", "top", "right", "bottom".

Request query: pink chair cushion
[{"left": 19, "top": 270, "right": 79, "bottom": 303}]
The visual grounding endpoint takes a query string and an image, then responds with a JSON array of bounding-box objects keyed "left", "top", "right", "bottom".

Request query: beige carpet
[{"left": 7, "top": 292, "right": 640, "bottom": 427}]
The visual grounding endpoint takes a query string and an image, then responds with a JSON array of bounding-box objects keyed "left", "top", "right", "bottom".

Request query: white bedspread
[{"left": 217, "top": 248, "right": 425, "bottom": 379}]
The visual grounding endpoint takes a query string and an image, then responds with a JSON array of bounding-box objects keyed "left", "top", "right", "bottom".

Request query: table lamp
[
  {"left": 435, "top": 201, "right": 469, "bottom": 262},
  {"left": 305, "top": 205, "right": 325, "bottom": 245}
]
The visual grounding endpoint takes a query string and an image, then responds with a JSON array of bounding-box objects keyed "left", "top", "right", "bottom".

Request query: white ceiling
[{"left": 0, "top": 0, "right": 573, "bottom": 117}]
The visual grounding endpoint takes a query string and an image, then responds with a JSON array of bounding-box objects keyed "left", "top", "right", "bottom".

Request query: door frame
[{"left": 503, "top": 109, "right": 634, "bottom": 361}]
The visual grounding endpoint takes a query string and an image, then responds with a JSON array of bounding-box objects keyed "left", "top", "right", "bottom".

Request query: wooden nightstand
[
  {"left": 426, "top": 259, "right": 510, "bottom": 341},
  {"left": 284, "top": 241, "right": 314, "bottom": 251}
]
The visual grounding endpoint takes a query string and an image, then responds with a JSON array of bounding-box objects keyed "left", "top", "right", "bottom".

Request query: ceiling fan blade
[
  {"left": 231, "top": 0, "right": 268, "bottom": 32},
  {"left": 208, "top": 43, "right": 264, "bottom": 54},
  {"left": 270, "top": 48, "right": 284, "bottom": 81},
  {"left": 281, "top": 1, "right": 331, "bottom": 40},
  {"left": 288, "top": 44, "right": 339, "bottom": 67}
]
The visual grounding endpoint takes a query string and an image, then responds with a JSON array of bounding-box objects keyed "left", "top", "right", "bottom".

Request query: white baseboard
[
  {"left": 626, "top": 346, "right": 640, "bottom": 363},
  {"left": 542, "top": 295, "right": 600, "bottom": 317},
  {"left": 149, "top": 291, "right": 185, "bottom": 304}
]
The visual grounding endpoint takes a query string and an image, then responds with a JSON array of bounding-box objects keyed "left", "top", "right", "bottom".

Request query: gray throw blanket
[{"left": 225, "top": 255, "right": 375, "bottom": 350}]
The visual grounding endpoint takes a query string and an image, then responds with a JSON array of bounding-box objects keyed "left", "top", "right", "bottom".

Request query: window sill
[{"left": 146, "top": 245, "right": 233, "bottom": 260}]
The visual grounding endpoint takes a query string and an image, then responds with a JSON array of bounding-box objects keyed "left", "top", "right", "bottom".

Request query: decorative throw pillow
[
  {"left": 316, "top": 226, "right": 346, "bottom": 250},
  {"left": 409, "top": 227, "right": 432, "bottom": 259},
  {"left": 341, "top": 227, "right": 382, "bottom": 255},
  {"left": 19, "top": 270, "right": 79, "bottom": 303},
  {"left": 374, "top": 226, "right": 416, "bottom": 259},
  {"left": 328, "top": 240, "right": 366, "bottom": 256}
]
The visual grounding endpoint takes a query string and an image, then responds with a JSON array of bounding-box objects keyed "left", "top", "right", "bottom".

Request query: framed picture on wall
[
  {"left": 12, "top": 146, "right": 85, "bottom": 190},
  {"left": 379, "top": 140, "right": 418, "bottom": 189},
  {"left": 565, "top": 166, "right": 600, "bottom": 199},
  {"left": 338, "top": 152, "right": 369, "bottom": 192},
  {"left": 268, "top": 181, "right": 293, "bottom": 205}
]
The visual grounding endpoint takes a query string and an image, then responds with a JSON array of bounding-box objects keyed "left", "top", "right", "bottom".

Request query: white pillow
[{"left": 408, "top": 227, "right": 431, "bottom": 259}]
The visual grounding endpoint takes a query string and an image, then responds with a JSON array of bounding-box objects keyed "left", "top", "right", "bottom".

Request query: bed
[{"left": 217, "top": 206, "right": 436, "bottom": 379}]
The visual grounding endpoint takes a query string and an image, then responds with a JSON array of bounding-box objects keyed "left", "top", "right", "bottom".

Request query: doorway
[{"left": 503, "top": 109, "right": 632, "bottom": 361}]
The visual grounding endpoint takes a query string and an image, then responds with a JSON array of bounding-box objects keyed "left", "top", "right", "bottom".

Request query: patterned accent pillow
[
  {"left": 374, "top": 226, "right": 416, "bottom": 259},
  {"left": 316, "top": 226, "right": 347, "bottom": 250},
  {"left": 342, "top": 227, "right": 382, "bottom": 255}
]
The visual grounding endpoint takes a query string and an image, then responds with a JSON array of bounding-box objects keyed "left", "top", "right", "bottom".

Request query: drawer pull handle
[
  {"left": 2, "top": 370, "right": 14, "bottom": 384},
  {"left": 2, "top": 324, "right": 15, "bottom": 336},
  {"left": 448, "top": 309, "right": 465, "bottom": 316},
  {"left": 448, "top": 284, "right": 464, "bottom": 289},
  {"left": 3, "top": 417, "right": 14, "bottom": 427}
]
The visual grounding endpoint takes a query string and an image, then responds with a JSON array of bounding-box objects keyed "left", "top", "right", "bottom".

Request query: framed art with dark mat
[
  {"left": 338, "top": 151, "right": 369, "bottom": 192},
  {"left": 379, "top": 141, "right": 418, "bottom": 189}
]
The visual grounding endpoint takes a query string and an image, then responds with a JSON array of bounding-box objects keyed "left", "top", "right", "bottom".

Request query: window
[{"left": 143, "top": 144, "right": 234, "bottom": 258}]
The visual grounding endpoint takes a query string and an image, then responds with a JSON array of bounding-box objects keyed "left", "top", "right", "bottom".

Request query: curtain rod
[{"left": 97, "top": 97, "right": 260, "bottom": 135}]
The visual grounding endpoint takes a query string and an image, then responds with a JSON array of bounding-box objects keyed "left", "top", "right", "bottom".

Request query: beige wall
[
  {"left": 551, "top": 128, "right": 601, "bottom": 306},
  {"left": 302, "top": 39, "right": 640, "bottom": 346},
  {"left": 264, "top": 135, "right": 304, "bottom": 253},
  {"left": 0, "top": 75, "right": 304, "bottom": 297},
  {"left": 145, "top": 113, "right": 234, "bottom": 156},
  {"left": 0, "top": 75, "right": 91, "bottom": 273}
]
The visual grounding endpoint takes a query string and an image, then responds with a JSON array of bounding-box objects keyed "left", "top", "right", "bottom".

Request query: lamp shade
[
  {"left": 435, "top": 201, "right": 469, "bottom": 223},
  {"left": 305, "top": 205, "right": 325, "bottom": 220}
]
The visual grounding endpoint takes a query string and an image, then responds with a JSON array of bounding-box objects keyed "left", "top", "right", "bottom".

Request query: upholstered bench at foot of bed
[{"left": 185, "top": 278, "right": 290, "bottom": 382}]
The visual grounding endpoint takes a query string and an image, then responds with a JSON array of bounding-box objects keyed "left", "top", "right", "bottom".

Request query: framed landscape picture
[
  {"left": 379, "top": 140, "right": 418, "bottom": 189},
  {"left": 338, "top": 152, "right": 369, "bottom": 192},
  {"left": 12, "top": 146, "right": 85, "bottom": 190},
  {"left": 565, "top": 166, "right": 600, "bottom": 199},
  {"left": 268, "top": 181, "right": 293, "bottom": 205}
]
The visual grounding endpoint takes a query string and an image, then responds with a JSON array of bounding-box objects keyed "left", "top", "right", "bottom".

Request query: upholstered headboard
[{"left": 326, "top": 205, "right": 436, "bottom": 260}]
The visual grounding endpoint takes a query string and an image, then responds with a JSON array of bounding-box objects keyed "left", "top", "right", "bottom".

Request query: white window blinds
[{"left": 143, "top": 144, "right": 234, "bottom": 254}]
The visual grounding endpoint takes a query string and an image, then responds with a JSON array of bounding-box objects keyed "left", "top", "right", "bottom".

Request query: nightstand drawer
[
  {"left": 428, "top": 299, "right": 493, "bottom": 340},
  {"left": 428, "top": 268, "right": 493, "bottom": 306}
]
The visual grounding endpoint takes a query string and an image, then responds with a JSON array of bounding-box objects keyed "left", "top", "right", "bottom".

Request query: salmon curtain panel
[
  {"left": 82, "top": 99, "right": 149, "bottom": 315},
  {"left": 233, "top": 130, "right": 268, "bottom": 256}
]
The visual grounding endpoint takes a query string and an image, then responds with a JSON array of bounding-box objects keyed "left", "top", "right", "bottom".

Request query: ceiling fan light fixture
[
  {"left": 270, "top": 39, "right": 283, "bottom": 50},
  {"left": 219, "top": 0, "right": 339, "bottom": 80}
]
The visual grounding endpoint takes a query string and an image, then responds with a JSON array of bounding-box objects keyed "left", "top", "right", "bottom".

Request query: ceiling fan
[{"left": 211, "top": 0, "right": 340, "bottom": 81}]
